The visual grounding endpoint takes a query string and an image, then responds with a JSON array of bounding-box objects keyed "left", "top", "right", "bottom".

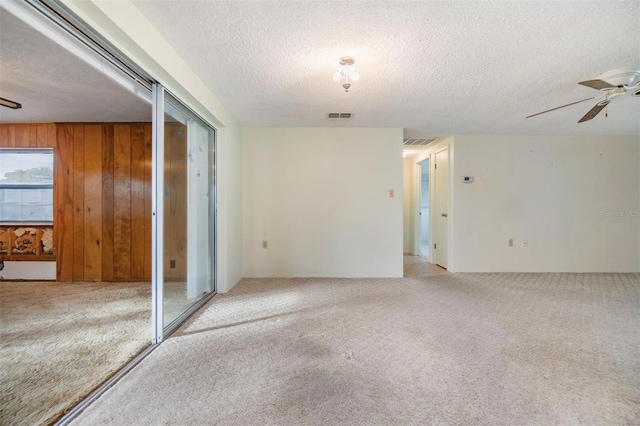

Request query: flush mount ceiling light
[
  {"left": 333, "top": 56, "right": 359, "bottom": 92},
  {"left": 0, "top": 97, "right": 22, "bottom": 109}
]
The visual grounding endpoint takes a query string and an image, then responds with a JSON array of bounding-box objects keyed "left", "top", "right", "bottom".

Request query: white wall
[
  {"left": 223, "top": 123, "right": 244, "bottom": 289},
  {"left": 0, "top": 262, "right": 56, "bottom": 280},
  {"left": 243, "top": 127, "right": 404, "bottom": 277},
  {"left": 64, "top": 0, "right": 243, "bottom": 292},
  {"left": 452, "top": 135, "right": 640, "bottom": 272},
  {"left": 402, "top": 156, "right": 414, "bottom": 253}
]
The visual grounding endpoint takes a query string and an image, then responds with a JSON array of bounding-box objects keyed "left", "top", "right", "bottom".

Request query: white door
[{"left": 433, "top": 148, "right": 449, "bottom": 269}]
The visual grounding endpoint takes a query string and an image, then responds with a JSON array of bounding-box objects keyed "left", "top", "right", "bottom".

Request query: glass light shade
[
  {"left": 341, "top": 65, "right": 355, "bottom": 75},
  {"left": 350, "top": 72, "right": 360, "bottom": 82},
  {"left": 333, "top": 71, "right": 342, "bottom": 82}
]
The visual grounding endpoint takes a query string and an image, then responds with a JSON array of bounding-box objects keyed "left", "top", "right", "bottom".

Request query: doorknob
[{"left": 441, "top": 213, "right": 448, "bottom": 217}]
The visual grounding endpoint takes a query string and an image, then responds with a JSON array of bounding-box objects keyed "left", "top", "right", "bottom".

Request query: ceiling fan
[{"left": 526, "top": 67, "right": 640, "bottom": 123}]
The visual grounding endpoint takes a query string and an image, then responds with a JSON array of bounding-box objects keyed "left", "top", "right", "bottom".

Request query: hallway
[{"left": 403, "top": 254, "right": 448, "bottom": 277}]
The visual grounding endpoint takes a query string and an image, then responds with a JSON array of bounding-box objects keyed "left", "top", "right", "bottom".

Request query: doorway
[
  {"left": 404, "top": 154, "right": 448, "bottom": 277},
  {"left": 419, "top": 159, "right": 430, "bottom": 259}
]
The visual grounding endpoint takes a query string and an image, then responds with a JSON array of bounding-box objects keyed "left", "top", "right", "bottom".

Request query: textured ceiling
[
  {"left": 0, "top": 7, "right": 151, "bottom": 124},
  {"left": 133, "top": 0, "right": 640, "bottom": 137}
]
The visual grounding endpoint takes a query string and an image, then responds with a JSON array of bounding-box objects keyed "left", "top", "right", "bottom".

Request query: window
[{"left": 0, "top": 149, "right": 54, "bottom": 223}]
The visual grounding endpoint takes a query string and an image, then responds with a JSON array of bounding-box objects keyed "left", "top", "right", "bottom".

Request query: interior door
[{"left": 433, "top": 148, "right": 449, "bottom": 269}]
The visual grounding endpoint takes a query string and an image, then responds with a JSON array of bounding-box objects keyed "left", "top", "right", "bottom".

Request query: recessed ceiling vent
[
  {"left": 403, "top": 138, "right": 436, "bottom": 146},
  {"left": 327, "top": 112, "right": 353, "bottom": 120}
]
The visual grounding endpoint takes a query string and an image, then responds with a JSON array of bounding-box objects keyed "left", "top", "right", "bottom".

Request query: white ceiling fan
[{"left": 527, "top": 67, "right": 640, "bottom": 123}]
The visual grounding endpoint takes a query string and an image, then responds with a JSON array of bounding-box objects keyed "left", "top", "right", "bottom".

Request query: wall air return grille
[
  {"left": 403, "top": 138, "right": 436, "bottom": 146},
  {"left": 326, "top": 112, "right": 353, "bottom": 120}
]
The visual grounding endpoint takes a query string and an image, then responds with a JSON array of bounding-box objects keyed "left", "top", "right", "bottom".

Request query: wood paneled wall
[
  {"left": 163, "top": 123, "right": 187, "bottom": 280},
  {"left": 0, "top": 123, "right": 56, "bottom": 148},
  {"left": 1, "top": 123, "right": 152, "bottom": 281},
  {"left": 55, "top": 124, "right": 152, "bottom": 281}
]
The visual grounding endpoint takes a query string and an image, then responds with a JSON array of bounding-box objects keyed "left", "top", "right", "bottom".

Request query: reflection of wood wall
[
  {"left": 164, "top": 123, "right": 187, "bottom": 280},
  {"left": 0, "top": 226, "right": 55, "bottom": 260},
  {"left": 0, "top": 123, "right": 56, "bottom": 149},
  {"left": 55, "top": 124, "right": 152, "bottom": 281},
  {"left": 0, "top": 123, "right": 152, "bottom": 282}
]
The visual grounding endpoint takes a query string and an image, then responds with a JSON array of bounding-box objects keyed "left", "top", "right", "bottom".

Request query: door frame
[
  {"left": 411, "top": 138, "right": 454, "bottom": 271},
  {"left": 152, "top": 84, "right": 218, "bottom": 344}
]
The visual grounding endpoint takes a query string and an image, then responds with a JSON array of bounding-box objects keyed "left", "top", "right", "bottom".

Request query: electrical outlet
[
  {"left": 523, "top": 239, "right": 528, "bottom": 248},
  {"left": 262, "top": 240, "right": 268, "bottom": 249},
  {"left": 508, "top": 239, "right": 513, "bottom": 247}
]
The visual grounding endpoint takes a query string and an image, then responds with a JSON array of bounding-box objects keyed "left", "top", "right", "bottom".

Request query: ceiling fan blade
[
  {"left": 578, "top": 100, "right": 610, "bottom": 123},
  {"left": 578, "top": 79, "right": 616, "bottom": 90},
  {"left": 526, "top": 97, "right": 594, "bottom": 119}
]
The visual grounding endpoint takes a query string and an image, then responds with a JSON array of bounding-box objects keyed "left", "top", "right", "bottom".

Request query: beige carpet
[
  {"left": 72, "top": 273, "right": 639, "bottom": 425},
  {"left": 164, "top": 280, "right": 213, "bottom": 327},
  {"left": 0, "top": 281, "right": 151, "bottom": 426}
]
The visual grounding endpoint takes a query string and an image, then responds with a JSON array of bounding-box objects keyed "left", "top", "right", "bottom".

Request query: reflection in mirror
[{"left": 162, "top": 96, "right": 215, "bottom": 328}]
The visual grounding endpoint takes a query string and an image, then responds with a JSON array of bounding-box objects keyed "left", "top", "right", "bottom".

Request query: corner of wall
[{"left": 64, "top": 0, "right": 246, "bottom": 289}]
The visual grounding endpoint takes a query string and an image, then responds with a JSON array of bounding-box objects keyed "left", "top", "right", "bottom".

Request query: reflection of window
[{"left": 0, "top": 149, "right": 54, "bottom": 223}]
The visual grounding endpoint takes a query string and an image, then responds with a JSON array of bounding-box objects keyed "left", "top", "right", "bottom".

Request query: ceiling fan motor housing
[{"left": 599, "top": 67, "right": 640, "bottom": 88}]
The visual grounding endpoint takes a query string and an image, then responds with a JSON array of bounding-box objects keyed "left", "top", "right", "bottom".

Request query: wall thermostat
[{"left": 461, "top": 176, "right": 474, "bottom": 183}]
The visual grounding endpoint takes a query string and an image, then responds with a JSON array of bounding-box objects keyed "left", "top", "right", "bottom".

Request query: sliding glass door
[{"left": 152, "top": 85, "right": 216, "bottom": 342}]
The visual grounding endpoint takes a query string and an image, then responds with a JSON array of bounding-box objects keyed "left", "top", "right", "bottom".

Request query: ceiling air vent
[
  {"left": 327, "top": 112, "right": 353, "bottom": 120},
  {"left": 403, "top": 138, "right": 436, "bottom": 146}
]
